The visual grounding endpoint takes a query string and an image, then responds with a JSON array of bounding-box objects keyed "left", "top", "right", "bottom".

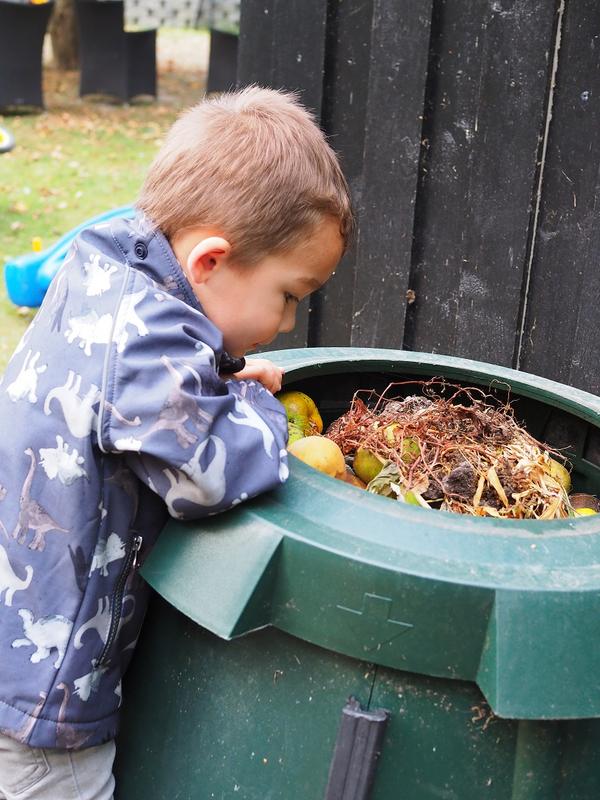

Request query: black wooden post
[
  {"left": 350, "top": 0, "right": 433, "bottom": 349},
  {"left": 519, "top": 0, "right": 600, "bottom": 395},
  {"left": 308, "top": 0, "right": 375, "bottom": 347},
  {"left": 237, "top": 0, "right": 328, "bottom": 348},
  {"left": 314, "top": 0, "right": 432, "bottom": 349},
  {"left": 404, "top": 0, "right": 557, "bottom": 366}
]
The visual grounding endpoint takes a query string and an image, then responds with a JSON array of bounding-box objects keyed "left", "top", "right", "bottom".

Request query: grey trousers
[{"left": 0, "top": 734, "right": 115, "bottom": 800}]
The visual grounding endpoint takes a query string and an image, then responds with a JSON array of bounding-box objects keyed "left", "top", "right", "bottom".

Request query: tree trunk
[{"left": 49, "top": 0, "right": 79, "bottom": 70}]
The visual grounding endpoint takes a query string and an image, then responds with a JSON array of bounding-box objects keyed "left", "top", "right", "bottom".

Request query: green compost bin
[{"left": 114, "top": 348, "right": 600, "bottom": 799}]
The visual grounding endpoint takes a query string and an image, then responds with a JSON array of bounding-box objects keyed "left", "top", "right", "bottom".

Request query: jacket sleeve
[{"left": 98, "top": 270, "right": 289, "bottom": 520}]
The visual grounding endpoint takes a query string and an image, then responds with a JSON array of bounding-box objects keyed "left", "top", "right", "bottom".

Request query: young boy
[{"left": 0, "top": 86, "right": 352, "bottom": 798}]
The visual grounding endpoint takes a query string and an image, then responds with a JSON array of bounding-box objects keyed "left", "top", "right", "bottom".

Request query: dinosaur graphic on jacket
[
  {"left": 0, "top": 544, "right": 33, "bottom": 606},
  {"left": 12, "top": 609, "right": 73, "bottom": 669},
  {"left": 12, "top": 449, "right": 69, "bottom": 551}
]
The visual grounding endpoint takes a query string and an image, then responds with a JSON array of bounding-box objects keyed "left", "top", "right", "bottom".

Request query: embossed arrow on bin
[{"left": 337, "top": 593, "right": 414, "bottom": 654}]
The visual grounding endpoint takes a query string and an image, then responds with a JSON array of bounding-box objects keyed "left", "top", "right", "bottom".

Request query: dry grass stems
[{"left": 326, "top": 379, "right": 573, "bottom": 519}]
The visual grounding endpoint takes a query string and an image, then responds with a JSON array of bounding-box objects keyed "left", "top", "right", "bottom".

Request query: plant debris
[{"left": 325, "top": 379, "right": 575, "bottom": 519}]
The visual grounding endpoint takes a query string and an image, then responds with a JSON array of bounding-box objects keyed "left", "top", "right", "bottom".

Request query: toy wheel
[{"left": 0, "top": 126, "right": 15, "bottom": 154}]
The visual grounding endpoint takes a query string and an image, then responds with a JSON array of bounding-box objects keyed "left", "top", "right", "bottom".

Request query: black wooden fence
[{"left": 236, "top": 0, "right": 600, "bottom": 396}]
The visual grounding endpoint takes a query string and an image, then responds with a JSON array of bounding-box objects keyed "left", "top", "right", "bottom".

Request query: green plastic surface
[
  {"left": 141, "top": 349, "right": 600, "bottom": 720},
  {"left": 115, "top": 594, "right": 600, "bottom": 800}
]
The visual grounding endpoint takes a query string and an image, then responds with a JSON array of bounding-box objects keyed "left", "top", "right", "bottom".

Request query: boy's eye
[{"left": 284, "top": 292, "right": 299, "bottom": 304}]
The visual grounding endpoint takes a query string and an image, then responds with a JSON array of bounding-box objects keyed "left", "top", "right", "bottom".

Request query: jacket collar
[{"left": 110, "top": 210, "right": 203, "bottom": 313}]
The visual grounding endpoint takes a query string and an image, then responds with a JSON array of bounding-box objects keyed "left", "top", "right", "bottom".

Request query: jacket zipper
[{"left": 98, "top": 534, "right": 142, "bottom": 667}]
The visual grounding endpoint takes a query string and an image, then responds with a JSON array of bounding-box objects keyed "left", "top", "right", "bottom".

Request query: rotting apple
[
  {"left": 277, "top": 390, "right": 323, "bottom": 436},
  {"left": 548, "top": 458, "right": 571, "bottom": 493},
  {"left": 353, "top": 447, "right": 386, "bottom": 484}
]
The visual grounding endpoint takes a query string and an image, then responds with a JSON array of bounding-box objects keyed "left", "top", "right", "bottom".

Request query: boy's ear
[{"left": 186, "top": 236, "right": 231, "bottom": 285}]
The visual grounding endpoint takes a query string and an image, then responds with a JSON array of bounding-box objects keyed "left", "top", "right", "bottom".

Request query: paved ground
[{"left": 157, "top": 28, "right": 210, "bottom": 72}]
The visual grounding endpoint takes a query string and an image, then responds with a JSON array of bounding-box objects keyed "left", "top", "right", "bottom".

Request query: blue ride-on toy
[{"left": 5, "top": 204, "right": 135, "bottom": 307}]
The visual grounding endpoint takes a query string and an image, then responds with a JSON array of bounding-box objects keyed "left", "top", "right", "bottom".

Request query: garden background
[{"left": 0, "top": 27, "right": 209, "bottom": 371}]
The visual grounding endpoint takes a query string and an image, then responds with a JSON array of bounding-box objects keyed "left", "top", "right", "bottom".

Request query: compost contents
[{"left": 280, "top": 382, "right": 597, "bottom": 520}]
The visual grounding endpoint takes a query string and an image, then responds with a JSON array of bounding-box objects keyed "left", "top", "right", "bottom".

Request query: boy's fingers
[{"left": 231, "top": 359, "right": 284, "bottom": 392}]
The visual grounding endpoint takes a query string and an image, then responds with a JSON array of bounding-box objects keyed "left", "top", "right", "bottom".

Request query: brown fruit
[{"left": 338, "top": 467, "right": 367, "bottom": 489}]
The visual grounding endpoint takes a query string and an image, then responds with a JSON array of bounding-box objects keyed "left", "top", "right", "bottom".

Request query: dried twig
[{"left": 325, "top": 379, "right": 571, "bottom": 519}]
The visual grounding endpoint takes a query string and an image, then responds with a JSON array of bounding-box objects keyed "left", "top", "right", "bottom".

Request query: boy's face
[{"left": 194, "top": 216, "right": 344, "bottom": 357}]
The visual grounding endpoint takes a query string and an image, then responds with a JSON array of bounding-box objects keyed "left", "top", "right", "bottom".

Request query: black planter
[
  {"left": 0, "top": 1, "right": 54, "bottom": 110},
  {"left": 207, "top": 28, "right": 238, "bottom": 94},
  {"left": 75, "top": 0, "right": 156, "bottom": 103}
]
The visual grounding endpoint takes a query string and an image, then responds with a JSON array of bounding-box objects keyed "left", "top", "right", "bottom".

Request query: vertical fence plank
[
  {"left": 237, "top": 0, "right": 328, "bottom": 349},
  {"left": 270, "top": 0, "right": 327, "bottom": 117},
  {"left": 309, "top": 0, "right": 375, "bottom": 346},
  {"left": 314, "top": 0, "right": 432, "bottom": 348},
  {"left": 350, "top": 0, "right": 433, "bottom": 348},
  {"left": 404, "top": 0, "right": 557, "bottom": 366},
  {"left": 238, "top": 0, "right": 328, "bottom": 114},
  {"left": 237, "top": 0, "right": 275, "bottom": 86},
  {"left": 519, "top": 0, "right": 600, "bottom": 394}
]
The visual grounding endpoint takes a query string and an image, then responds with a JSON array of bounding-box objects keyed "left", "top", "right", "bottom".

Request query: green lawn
[{"left": 0, "top": 31, "right": 206, "bottom": 372}]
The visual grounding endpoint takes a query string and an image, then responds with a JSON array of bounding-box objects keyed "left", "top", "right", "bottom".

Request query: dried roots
[{"left": 325, "top": 379, "right": 572, "bottom": 519}]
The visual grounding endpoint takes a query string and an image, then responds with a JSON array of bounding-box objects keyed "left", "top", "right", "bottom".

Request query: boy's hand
[{"left": 233, "top": 358, "right": 284, "bottom": 394}]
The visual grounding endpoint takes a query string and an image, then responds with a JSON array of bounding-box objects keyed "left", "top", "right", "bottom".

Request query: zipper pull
[{"left": 131, "top": 535, "right": 143, "bottom": 569}]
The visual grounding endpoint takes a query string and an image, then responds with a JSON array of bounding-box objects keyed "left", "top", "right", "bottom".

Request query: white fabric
[{"left": 123, "top": 0, "right": 240, "bottom": 31}]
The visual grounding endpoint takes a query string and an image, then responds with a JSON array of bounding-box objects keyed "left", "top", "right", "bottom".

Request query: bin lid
[{"left": 141, "top": 348, "right": 600, "bottom": 720}]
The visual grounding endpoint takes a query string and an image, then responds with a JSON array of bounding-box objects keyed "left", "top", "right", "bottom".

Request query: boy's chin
[
  {"left": 225, "top": 341, "right": 262, "bottom": 357},
  {"left": 226, "top": 346, "right": 249, "bottom": 358}
]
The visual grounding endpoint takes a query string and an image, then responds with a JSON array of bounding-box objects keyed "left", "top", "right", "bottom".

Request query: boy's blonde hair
[{"left": 138, "top": 86, "right": 353, "bottom": 263}]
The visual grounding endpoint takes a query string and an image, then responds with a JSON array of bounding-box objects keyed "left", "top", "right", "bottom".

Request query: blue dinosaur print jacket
[{"left": 0, "top": 212, "right": 289, "bottom": 749}]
